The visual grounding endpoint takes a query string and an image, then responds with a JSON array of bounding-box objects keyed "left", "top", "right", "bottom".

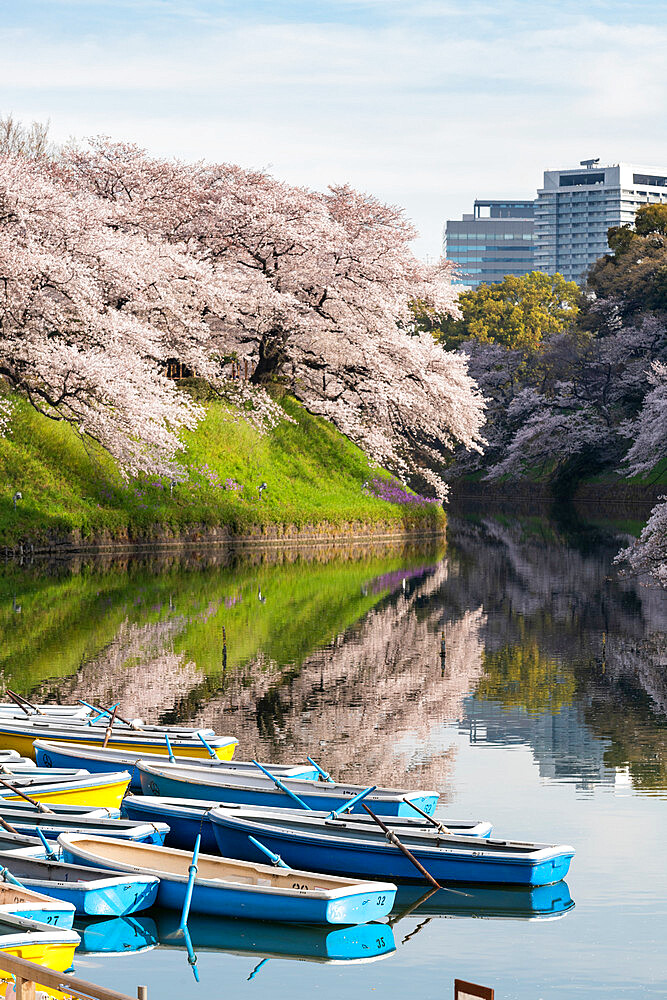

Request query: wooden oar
[
  {"left": 388, "top": 886, "right": 440, "bottom": 925},
  {"left": 361, "top": 804, "right": 471, "bottom": 897},
  {"left": 0, "top": 776, "right": 55, "bottom": 814},
  {"left": 361, "top": 803, "right": 441, "bottom": 889},
  {"left": 5, "top": 690, "right": 42, "bottom": 717},
  {"left": 402, "top": 797, "right": 451, "bottom": 834},
  {"left": 0, "top": 815, "right": 20, "bottom": 836},
  {"left": 102, "top": 705, "right": 118, "bottom": 748}
]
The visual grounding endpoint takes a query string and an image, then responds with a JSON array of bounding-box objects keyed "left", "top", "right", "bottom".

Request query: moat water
[{"left": 1, "top": 503, "right": 665, "bottom": 998}]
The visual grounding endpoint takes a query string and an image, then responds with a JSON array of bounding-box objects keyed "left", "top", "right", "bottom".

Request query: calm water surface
[{"left": 1, "top": 505, "right": 665, "bottom": 999}]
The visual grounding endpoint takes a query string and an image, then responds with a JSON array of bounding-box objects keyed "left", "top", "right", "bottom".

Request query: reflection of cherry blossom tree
[
  {"left": 191, "top": 562, "right": 486, "bottom": 790},
  {"left": 54, "top": 618, "right": 200, "bottom": 720}
]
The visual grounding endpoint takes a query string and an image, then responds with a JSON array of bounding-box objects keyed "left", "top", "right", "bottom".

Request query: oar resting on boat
[
  {"left": 57, "top": 833, "right": 397, "bottom": 926},
  {"left": 0, "top": 851, "right": 159, "bottom": 916}
]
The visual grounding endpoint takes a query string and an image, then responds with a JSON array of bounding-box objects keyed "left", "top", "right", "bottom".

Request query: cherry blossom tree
[
  {"left": 0, "top": 152, "right": 220, "bottom": 477},
  {"left": 621, "top": 361, "right": 667, "bottom": 476},
  {"left": 64, "top": 139, "right": 486, "bottom": 495},
  {"left": 614, "top": 361, "right": 667, "bottom": 585}
]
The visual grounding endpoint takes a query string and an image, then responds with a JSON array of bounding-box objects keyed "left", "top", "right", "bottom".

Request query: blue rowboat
[
  {"left": 0, "top": 853, "right": 159, "bottom": 916},
  {"left": 154, "top": 909, "right": 396, "bottom": 964},
  {"left": 58, "top": 834, "right": 397, "bottom": 926},
  {"left": 122, "top": 796, "right": 492, "bottom": 854},
  {"left": 391, "top": 880, "right": 575, "bottom": 921},
  {"left": 0, "top": 875, "right": 76, "bottom": 928},
  {"left": 136, "top": 761, "right": 439, "bottom": 817},
  {"left": 0, "top": 813, "right": 169, "bottom": 845},
  {"left": 209, "top": 806, "right": 575, "bottom": 887},
  {"left": 74, "top": 915, "right": 158, "bottom": 955},
  {"left": 34, "top": 739, "right": 319, "bottom": 792}
]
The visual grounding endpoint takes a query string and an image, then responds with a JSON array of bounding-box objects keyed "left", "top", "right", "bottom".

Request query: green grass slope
[{"left": 0, "top": 393, "right": 444, "bottom": 547}]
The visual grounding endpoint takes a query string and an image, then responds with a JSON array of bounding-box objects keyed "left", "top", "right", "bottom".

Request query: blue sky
[{"left": 2, "top": 1, "right": 667, "bottom": 257}]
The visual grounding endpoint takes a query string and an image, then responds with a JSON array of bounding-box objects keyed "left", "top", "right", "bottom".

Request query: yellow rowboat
[
  {"left": 0, "top": 720, "right": 237, "bottom": 763},
  {"left": 0, "top": 913, "right": 79, "bottom": 974},
  {"left": 0, "top": 772, "right": 131, "bottom": 811}
]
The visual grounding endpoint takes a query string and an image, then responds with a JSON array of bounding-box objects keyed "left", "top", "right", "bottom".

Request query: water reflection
[
  {"left": 1, "top": 509, "right": 665, "bottom": 797},
  {"left": 392, "top": 881, "right": 575, "bottom": 922},
  {"left": 153, "top": 911, "right": 396, "bottom": 965},
  {"left": 74, "top": 915, "right": 158, "bottom": 955}
]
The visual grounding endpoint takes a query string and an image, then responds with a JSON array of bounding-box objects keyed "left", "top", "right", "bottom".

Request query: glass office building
[
  {"left": 444, "top": 200, "right": 535, "bottom": 288},
  {"left": 534, "top": 161, "right": 667, "bottom": 283}
]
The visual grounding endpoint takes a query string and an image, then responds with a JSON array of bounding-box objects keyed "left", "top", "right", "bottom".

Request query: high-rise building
[
  {"left": 534, "top": 160, "right": 667, "bottom": 283},
  {"left": 444, "top": 199, "right": 535, "bottom": 288}
]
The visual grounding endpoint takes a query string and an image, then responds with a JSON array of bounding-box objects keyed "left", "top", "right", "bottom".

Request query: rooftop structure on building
[
  {"left": 444, "top": 199, "right": 535, "bottom": 289},
  {"left": 534, "top": 160, "right": 667, "bottom": 283}
]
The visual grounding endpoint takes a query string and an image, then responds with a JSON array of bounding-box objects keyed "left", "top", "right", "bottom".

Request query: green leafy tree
[
  {"left": 587, "top": 204, "right": 667, "bottom": 318},
  {"left": 429, "top": 272, "right": 581, "bottom": 353}
]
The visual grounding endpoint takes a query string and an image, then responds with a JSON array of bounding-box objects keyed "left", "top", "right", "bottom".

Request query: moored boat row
[{"left": 0, "top": 697, "right": 575, "bottom": 982}]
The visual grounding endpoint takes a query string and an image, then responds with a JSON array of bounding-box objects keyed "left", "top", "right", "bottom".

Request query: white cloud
[{"left": 2, "top": 7, "right": 666, "bottom": 257}]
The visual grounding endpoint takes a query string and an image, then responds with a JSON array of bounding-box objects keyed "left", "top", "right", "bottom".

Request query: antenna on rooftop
[{"left": 580, "top": 158, "right": 600, "bottom": 169}]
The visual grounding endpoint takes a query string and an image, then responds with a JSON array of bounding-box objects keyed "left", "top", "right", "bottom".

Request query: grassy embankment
[{"left": 0, "top": 392, "right": 444, "bottom": 548}]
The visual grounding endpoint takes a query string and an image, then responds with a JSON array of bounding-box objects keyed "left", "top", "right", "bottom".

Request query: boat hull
[
  {"left": 210, "top": 810, "right": 575, "bottom": 887},
  {"left": 58, "top": 835, "right": 397, "bottom": 926},
  {"left": 0, "top": 883, "right": 76, "bottom": 929},
  {"left": 0, "top": 915, "right": 80, "bottom": 973},
  {"left": 122, "top": 797, "right": 219, "bottom": 853},
  {"left": 3, "top": 818, "right": 168, "bottom": 845}
]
